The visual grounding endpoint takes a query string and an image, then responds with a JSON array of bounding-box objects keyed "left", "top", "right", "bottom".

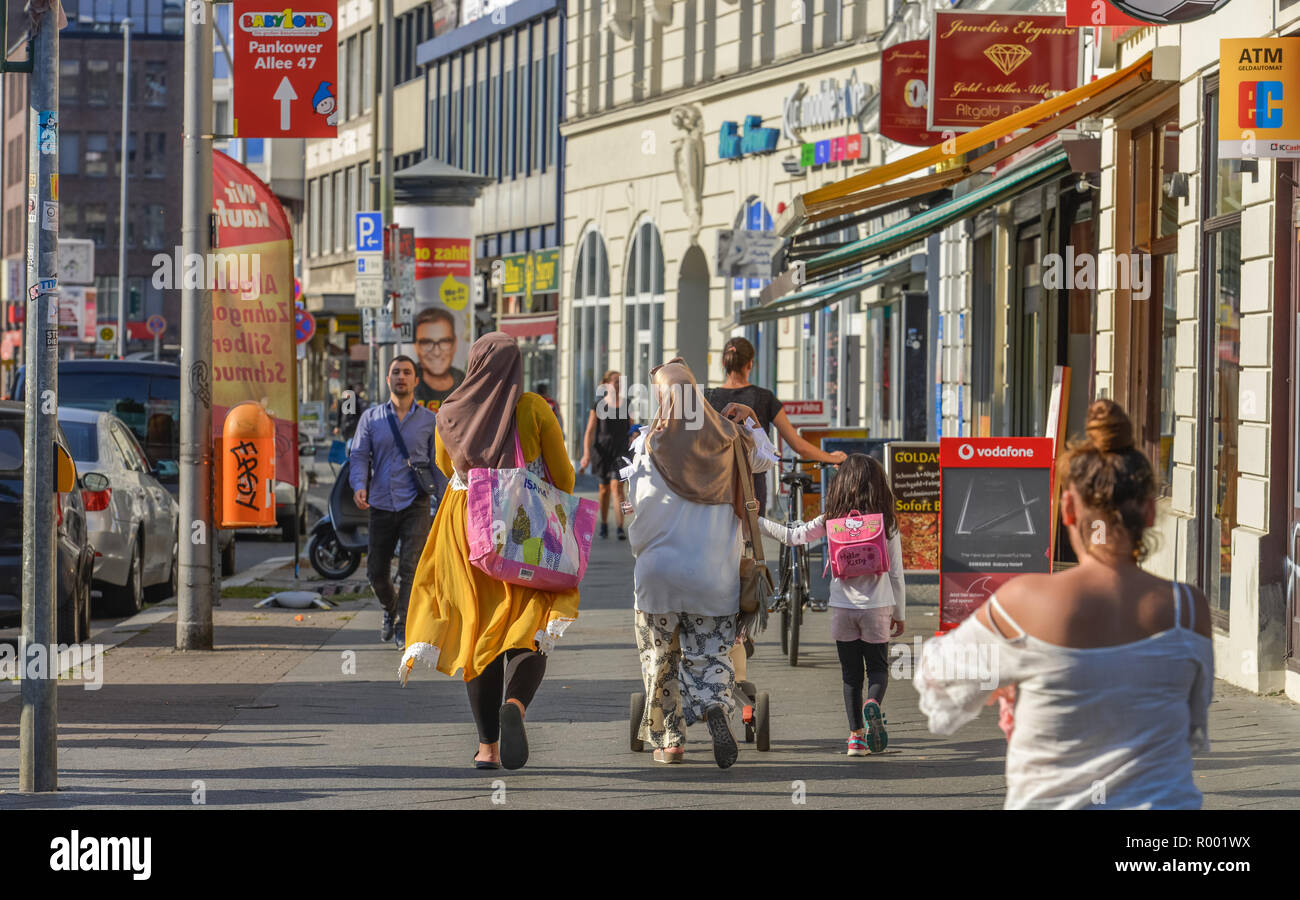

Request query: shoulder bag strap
[
  {"left": 384, "top": 407, "right": 412, "bottom": 462},
  {"left": 732, "top": 438, "right": 765, "bottom": 565}
]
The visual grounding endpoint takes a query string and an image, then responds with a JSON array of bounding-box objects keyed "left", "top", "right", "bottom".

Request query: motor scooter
[{"left": 307, "top": 458, "right": 368, "bottom": 579}]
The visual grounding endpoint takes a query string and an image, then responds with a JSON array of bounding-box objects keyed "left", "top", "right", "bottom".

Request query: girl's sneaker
[
  {"left": 863, "top": 700, "right": 888, "bottom": 753},
  {"left": 846, "top": 733, "right": 868, "bottom": 757}
]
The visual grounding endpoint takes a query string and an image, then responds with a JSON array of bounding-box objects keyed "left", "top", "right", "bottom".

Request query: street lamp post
[{"left": 116, "top": 18, "right": 131, "bottom": 359}]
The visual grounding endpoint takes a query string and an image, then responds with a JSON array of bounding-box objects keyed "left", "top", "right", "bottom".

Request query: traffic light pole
[
  {"left": 19, "top": 0, "right": 59, "bottom": 793},
  {"left": 177, "top": 0, "right": 214, "bottom": 650}
]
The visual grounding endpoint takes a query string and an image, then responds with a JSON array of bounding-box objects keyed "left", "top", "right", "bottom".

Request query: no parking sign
[{"left": 295, "top": 308, "right": 316, "bottom": 344}]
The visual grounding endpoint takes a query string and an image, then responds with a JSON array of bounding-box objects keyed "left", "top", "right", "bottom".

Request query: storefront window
[
  {"left": 730, "top": 199, "right": 777, "bottom": 391},
  {"left": 1198, "top": 82, "right": 1243, "bottom": 617},
  {"left": 572, "top": 229, "right": 611, "bottom": 450},
  {"left": 624, "top": 220, "right": 665, "bottom": 417}
]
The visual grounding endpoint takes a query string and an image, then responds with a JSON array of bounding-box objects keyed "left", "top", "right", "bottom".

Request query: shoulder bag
[
  {"left": 385, "top": 407, "right": 442, "bottom": 496},
  {"left": 734, "top": 438, "right": 774, "bottom": 623}
]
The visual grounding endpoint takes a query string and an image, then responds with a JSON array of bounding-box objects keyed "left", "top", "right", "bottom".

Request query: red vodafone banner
[
  {"left": 939, "top": 437, "right": 1056, "bottom": 631},
  {"left": 415, "top": 237, "right": 472, "bottom": 280},
  {"left": 881, "top": 41, "right": 939, "bottom": 147},
  {"left": 928, "top": 11, "right": 1080, "bottom": 132},
  {"left": 232, "top": 1, "right": 338, "bottom": 138},
  {"left": 1065, "top": 0, "right": 1149, "bottom": 25}
]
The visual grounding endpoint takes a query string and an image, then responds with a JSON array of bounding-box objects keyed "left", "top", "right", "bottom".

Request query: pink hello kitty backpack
[{"left": 824, "top": 510, "right": 889, "bottom": 579}]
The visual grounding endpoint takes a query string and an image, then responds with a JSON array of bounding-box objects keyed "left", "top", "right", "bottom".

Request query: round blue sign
[
  {"left": 146, "top": 314, "right": 166, "bottom": 336},
  {"left": 295, "top": 308, "right": 316, "bottom": 344}
]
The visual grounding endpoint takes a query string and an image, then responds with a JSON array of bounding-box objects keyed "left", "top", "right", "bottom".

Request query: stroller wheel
[
  {"left": 629, "top": 692, "right": 646, "bottom": 752},
  {"left": 755, "top": 692, "right": 770, "bottom": 751}
]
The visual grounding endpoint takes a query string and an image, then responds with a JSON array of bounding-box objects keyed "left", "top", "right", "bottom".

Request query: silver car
[{"left": 58, "top": 407, "right": 179, "bottom": 615}]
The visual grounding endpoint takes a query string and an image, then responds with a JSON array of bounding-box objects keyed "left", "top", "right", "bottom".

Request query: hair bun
[{"left": 1085, "top": 399, "right": 1134, "bottom": 453}]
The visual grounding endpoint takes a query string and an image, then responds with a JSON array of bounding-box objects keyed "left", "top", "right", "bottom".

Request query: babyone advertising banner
[
  {"left": 939, "top": 437, "right": 1055, "bottom": 630},
  {"left": 1219, "top": 38, "right": 1300, "bottom": 159},
  {"left": 398, "top": 205, "right": 474, "bottom": 411},
  {"left": 928, "top": 11, "right": 1080, "bottom": 132},
  {"left": 210, "top": 150, "right": 299, "bottom": 491}
]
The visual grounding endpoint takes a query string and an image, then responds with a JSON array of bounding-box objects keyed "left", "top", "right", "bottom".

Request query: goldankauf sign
[
  {"left": 718, "top": 115, "right": 781, "bottom": 159},
  {"left": 782, "top": 70, "right": 872, "bottom": 142}
]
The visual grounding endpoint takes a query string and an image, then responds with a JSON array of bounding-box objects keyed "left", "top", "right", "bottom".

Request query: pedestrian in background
[
  {"left": 760, "top": 454, "right": 904, "bottom": 757},
  {"left": 704, "top": 337, "right": 846, "bottom": 517},
  {"left": 623, "top": 359, "right": 775, "bottom": 768},
  {"left": 535, "top": 381, "right": 563, "bottom": 433},
  {"left": 914, "top": 399, "right": 1213, "bottom": 809},
  {"left": 401, "top": 332, "right": 580, "bottom": 772},
  {"left": 349, "top": 358, "right": 440, "bottom": 650},
  {"left": 579, "top": 370, "right": 633, "bottom": 540}
]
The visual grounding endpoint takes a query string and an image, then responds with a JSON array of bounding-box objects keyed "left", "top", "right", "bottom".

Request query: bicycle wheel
[
  {"left": 788, "top": 551, "right": 803, "bottom": 667},
  {"left": 777, "top": 544, "right": 791, "bottom": 654}
]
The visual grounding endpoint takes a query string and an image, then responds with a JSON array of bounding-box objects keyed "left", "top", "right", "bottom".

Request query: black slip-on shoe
[
  {"left": 473, "top": 756, "right": 502, "bottom": 770},
  {"left": 380, "top": 611, "right": 395, "bottom": 643},
  {"left": 705, "top": 705, "right": 738, "bottom": 769},
  {"left": 499, "top": 702, "right": 529, "bottom": 770}
]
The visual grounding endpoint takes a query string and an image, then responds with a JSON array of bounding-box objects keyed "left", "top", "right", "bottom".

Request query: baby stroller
[{"left": 628, "top": 639, "right": 771, "bottom": 753}]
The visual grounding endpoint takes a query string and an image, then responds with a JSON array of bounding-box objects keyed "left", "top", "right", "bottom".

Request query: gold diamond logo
[{"left": 984, "top": 44, "right": 1032, "bottom": 76}]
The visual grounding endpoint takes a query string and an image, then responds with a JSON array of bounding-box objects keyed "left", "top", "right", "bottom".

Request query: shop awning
[
  {"left": 498, "top": 313, "right": 558, "bottom": 340},
  {"left": 776, "top": 47, "right": 1178, "bottom": 236},
  {"left": 728, "top": 254, "right": 926, "bottom": 329},
  {"left": 796, "top": 149, "right": 1070, "bottom": 282}
]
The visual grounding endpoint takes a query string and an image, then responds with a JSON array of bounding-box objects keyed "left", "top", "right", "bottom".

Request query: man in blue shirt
[{"left": 349, "top": 355, "right": 443, "bottom": 649}]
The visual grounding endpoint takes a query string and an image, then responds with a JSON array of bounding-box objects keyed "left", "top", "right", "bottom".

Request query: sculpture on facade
[{"left": 671, "top": 105, "right": 705, "bottom": 246}]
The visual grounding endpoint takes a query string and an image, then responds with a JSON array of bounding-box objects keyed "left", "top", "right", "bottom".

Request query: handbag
[
  {"left": 465, "top": 429, "right": 597, "bottom": 591},
  {"left": 385, "top": 407, "right": 442, "bottom": 496},
  {"left": 734, "top": 438, "right": 774, "bottom": 618}
]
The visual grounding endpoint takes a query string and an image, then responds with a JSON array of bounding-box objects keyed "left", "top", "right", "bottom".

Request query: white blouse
[
  {"left": 623, "top": 423, "right": 776, "bottom": 616},
  {"left": 913, "top": 584, "right": 1214, "bottom": 809},
  {"left": 758, "top": 516, "right": 905, "bottom": 619}
]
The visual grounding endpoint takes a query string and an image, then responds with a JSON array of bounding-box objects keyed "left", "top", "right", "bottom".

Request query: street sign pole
[
  {"left": 19, "top": 0, "right": 59, "bottom": 794},
  {"left": 116, "top": 17, "right": 131, "bottom": 359},
  {"left": 177, "top": 0, "right": 213, "bottom": 650}
]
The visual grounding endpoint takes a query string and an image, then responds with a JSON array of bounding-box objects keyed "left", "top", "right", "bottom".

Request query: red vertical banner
[
  {"left": 1064, "top": 0, "right": 1150, "bottom": 25},
  {"left": 880, "top": 41, "right": 941, "bottom": 147}
]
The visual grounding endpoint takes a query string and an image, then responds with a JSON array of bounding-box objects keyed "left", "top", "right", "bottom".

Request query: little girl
[{"left": 760, "top": 454, "right": 905, "bottom": 757}]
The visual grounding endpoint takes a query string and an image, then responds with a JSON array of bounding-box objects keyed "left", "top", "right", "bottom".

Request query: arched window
[
  {"left": 623, "top": 219, "right": 665, "bottom": 414},
  {"left": 727, "top": 197, "right": 776, "bottom": 390},
  {"left": 572, "top": 228, "right": 611, "bottom": 449}
]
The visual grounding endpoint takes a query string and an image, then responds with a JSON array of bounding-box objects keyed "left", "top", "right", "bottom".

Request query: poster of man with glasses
[{"left": 413, "top": 306, "right": 466, "bottom": 410}]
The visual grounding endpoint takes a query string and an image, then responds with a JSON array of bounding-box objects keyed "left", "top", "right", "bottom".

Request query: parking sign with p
[{"left": 356, "top": 212, "right": 383, "bottom": 253}]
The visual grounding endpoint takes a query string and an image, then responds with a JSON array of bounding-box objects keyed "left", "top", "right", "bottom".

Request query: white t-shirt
[
  {"left": 624, "top": 424, "right": 776, "bottom": 616},
  {"left": 913, "top": 585, "right": 1213, "bottom": 809},
  {"left": 758, "top": 515, "right": 905, "bottom": 619}
]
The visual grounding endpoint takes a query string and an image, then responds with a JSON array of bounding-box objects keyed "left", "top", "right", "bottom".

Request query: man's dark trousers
[{"left": 368, "top": 501, "right": 431, "bottom": 627}]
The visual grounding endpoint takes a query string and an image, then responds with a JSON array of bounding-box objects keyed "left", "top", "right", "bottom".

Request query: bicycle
[{"left": 766, "top": 457, "right": 828, "bottom": 667}]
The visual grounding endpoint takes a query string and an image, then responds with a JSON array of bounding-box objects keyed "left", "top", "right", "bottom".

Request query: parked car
[
  {"left": 58, "top": 407, "right": 179, "bottom": 614},
  {"left": 11, "top": 361, "right": 238, "bottom": 573},
  {"left": 0, "top": 401, "right": 93, "bottom": 643}
]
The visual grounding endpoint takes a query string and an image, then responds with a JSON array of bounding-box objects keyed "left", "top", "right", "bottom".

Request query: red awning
[{"left": 498, "top": 314, "right": 557, "bottom": 340}]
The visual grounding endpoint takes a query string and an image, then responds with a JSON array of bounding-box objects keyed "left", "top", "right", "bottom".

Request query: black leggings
[
  {"left": 836, "top": 640, "right": 890, "bottom": 731},
  {"left": 465, "top": 648, "right": 548, "bottom": 744}
]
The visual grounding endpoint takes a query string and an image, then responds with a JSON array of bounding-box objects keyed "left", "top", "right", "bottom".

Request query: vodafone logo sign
[{"left": 958, "top": 443, "right": 974, "bottom": 460}]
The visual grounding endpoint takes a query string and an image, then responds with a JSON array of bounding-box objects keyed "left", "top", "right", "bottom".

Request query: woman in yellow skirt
[{"left": 399, "top": 332, "right": 580, "bottom": 771}]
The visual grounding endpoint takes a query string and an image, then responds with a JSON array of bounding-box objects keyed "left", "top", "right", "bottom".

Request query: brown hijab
[
  {"left": 646, "top": 359, "right": 754, "bottom": 520},
  {"left": 436, "top": 332, "right": 523, "bottom": 474}
]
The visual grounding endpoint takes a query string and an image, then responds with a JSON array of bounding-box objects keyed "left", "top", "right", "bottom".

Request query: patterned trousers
[{"left": 634, "top": 611, "right": 736, "bottom": 750}]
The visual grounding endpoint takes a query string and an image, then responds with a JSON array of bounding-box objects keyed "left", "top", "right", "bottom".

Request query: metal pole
[
  {"left": 116, "top": 18, "right": 131, "bottom": 359},
  {"left": 153, "top": 331, "right": 160, "bottom": 361},
  {"left": 379, "top": 0, "right": 394, "bottom": 400},
  {"left": 19, "top": 0, "right": 59, "bottom": 793},
  {"left": 178, "top": 0, "right": 214, "bottom": 650}
]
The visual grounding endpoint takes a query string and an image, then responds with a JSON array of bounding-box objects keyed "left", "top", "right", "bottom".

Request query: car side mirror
[
  {"left": 300, "top": 443, "right": 315, "bottom": 456},
  {"left": 155, "top": 460, "right": 179, "bottom": 478},
  {"left": 82, "top": 471, "right": 111, "bottom": 491},
  {"left": 55, "top": 444, "right": 76, "bottom": 493}
]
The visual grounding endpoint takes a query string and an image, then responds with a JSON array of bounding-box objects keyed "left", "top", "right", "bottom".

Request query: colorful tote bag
[
  {"left": 466, "top": 431, "right": 597, "bottom": 591},
  {"left": 824, "top": 510, "right": 889, "bottom": 579}
]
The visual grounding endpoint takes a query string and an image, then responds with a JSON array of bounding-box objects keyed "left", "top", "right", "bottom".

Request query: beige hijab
[
  {"left": 436, "top": 332, "right": 523, "bottom": 474},
  {"left": 646, "top": 359, "right": 753, "bottom": 520}
]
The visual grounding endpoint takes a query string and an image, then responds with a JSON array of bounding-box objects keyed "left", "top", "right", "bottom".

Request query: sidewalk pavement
[{"left": 2, "top": 525, "right": 1299, "bottom": 809}]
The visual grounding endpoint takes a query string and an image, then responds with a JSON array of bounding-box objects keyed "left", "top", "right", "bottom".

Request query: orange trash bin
[{"left": 220, "top": 401, "right": 277, "bottom": 528}]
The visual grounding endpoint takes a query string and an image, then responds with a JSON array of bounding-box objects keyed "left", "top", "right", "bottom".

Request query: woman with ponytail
[{"left": 914, "top": 399, "right": 1214, "bottom": 809}]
